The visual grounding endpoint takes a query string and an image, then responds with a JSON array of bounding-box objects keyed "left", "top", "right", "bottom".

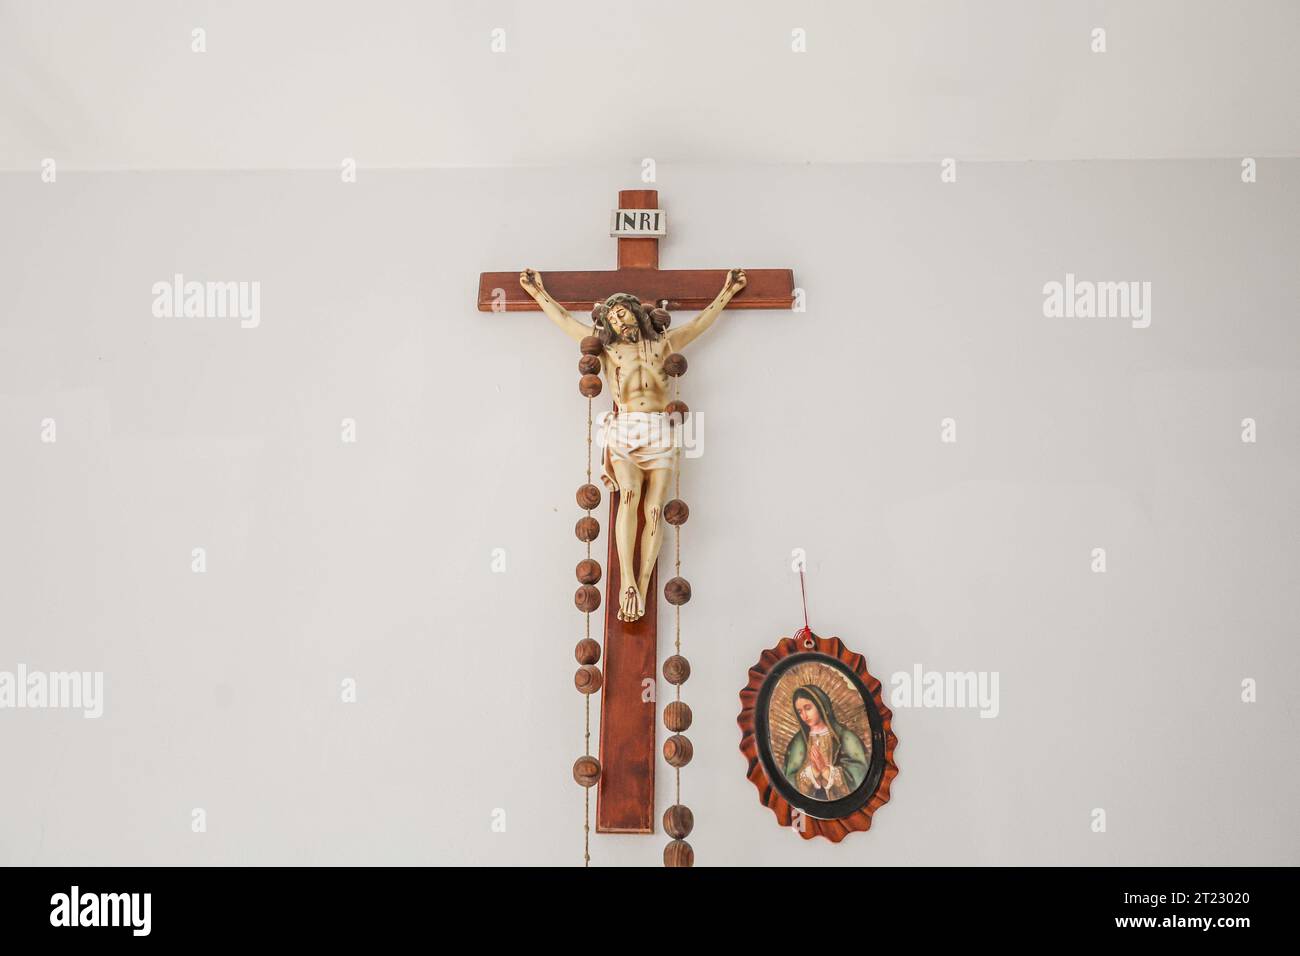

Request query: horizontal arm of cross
[{"left": 476, "top": 268, "right": 795, "bottom": 312}]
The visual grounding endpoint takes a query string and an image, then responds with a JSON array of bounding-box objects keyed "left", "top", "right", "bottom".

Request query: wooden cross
[{"left": 478, "top": 189, "right": 794, "bottom": 834}]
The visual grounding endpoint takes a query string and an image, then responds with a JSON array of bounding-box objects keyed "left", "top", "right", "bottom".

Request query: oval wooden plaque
[{"left": 738, "top": 629, "right": 898, "bottom": 842}]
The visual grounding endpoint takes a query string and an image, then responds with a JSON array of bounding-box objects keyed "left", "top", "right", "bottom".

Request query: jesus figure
[{"left": 520, "top": 267, "right": 747, "bottom": 622}]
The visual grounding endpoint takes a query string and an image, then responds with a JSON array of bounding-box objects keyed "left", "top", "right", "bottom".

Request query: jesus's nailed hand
[
  {"left": 519, "top": 268, "right": 544, "bottom": 294},
  {"left": 724, "top": 268, "right": 747, "bottom": 295}
]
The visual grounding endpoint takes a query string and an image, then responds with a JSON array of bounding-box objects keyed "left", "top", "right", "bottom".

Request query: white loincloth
[{"left": 597, "top": 411, "right": 678, "bottom": 492}]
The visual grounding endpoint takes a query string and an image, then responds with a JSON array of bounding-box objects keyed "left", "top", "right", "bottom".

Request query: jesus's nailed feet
[{"left": 617, "top": 584, "right": 645, "bottom": 623}]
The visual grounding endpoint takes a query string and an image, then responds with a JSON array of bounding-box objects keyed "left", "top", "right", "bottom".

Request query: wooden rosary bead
[
  {"left": 664, "top": 576, "right": 692, "bottom": 606},
  {"left": 663, "top": 700, "right": 692, "bottom": 732},
  {"left": 580, "top": 335, "right": 603, "bottom": 356},
  {"left": 575, "top": 516, "right": 600, "bottom": 542},
  {"left": 649, "top": 307, "right": 671, "bottom": 331},
  {"left": 662, "top": 654, "right": 691, "bottom": 685},
  {"left": 575, "top": 637, "right": 601, "bottom": 665},
  {"left": 579, "top": 374, "right": 602, "bottom": 398},
  {"left": 663, "top": 734, "right": 693, "bottom": 767},
  {"left": 576, "top": 558, "right": 601, "bottom": 585},
  {"left": 663, "top": 839, "right": 694, "bottom": 868},
  {"left": 663, "top": 352, "right": 688, "bottom": 377},
  {"left": 663, "top": 804, "right": 694, "bottom": 839},
  {"left": 573, "top": 755, "right": 601, "bottom": 788},
  {"left": 578, "top": 354, "right": 601, "bottom": 376},
  {"left": 664, "top": 399, "right": 690, "bottom": 421},
  {"left": 574, "top": 664, "right": 603, "bottom": 695},
  {"left": 663, "top": 498, "right": 689, "bottom": 526},
  {"left": 576, "top": 483, "right": 601, "bottom": 511},
  {"left": 575, "top": 584, "right": 601, "bottom": 613}
]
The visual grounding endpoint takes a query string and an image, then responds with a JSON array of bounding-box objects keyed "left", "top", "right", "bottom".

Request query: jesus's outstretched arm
[
  {"left": 519, "top": 269, "right": 592, "bottom": 343},
  {"left": 668, "top": 268, "right": 746, "bottom": 350}
]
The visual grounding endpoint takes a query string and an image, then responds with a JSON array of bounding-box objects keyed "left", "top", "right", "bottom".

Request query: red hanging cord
[{"left": 795, "top": 568, "right": 814, "bottom": 649}]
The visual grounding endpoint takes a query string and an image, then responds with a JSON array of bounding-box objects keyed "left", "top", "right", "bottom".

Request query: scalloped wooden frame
[{"left": 738, "top": 630, "right": 899, "bottom": 842}]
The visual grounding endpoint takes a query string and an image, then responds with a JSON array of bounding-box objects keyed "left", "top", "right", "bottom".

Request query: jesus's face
[
  {"left": 607, "top": 304, "right": 638, "bottom": 341},
  {"left": 796, "top": 697, "right": 824, "bottom": 730}
]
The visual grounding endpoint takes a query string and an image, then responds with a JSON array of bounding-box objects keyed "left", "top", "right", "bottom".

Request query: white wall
[
  {"left": 4, "top": 0, "right": 1299, "bottom": 169},
  {"left": 1, "top": 160, "right": 1296, "bottom": 865}
]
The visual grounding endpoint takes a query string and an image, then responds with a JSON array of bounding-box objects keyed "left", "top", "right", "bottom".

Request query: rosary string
[
  {"left": 583, "top": 394, "right": 593, "bottom": 868},
  {"left": 673, "top": 378, "right": 682, "bottom": 808}
]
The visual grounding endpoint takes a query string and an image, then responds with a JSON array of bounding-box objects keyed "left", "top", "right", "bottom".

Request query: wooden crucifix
[{"left": 479, "top": 189, "right": 794, "bottom": 835}]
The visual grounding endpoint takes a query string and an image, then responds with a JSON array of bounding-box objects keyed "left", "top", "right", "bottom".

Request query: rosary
[{"left": 570, "top": 307, "right": 695, "bottom": 867}]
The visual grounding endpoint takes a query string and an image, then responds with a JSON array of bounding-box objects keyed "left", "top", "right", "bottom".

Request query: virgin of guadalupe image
[{"left": 783, "top": 685, "right": 870, "bottom": 801}]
